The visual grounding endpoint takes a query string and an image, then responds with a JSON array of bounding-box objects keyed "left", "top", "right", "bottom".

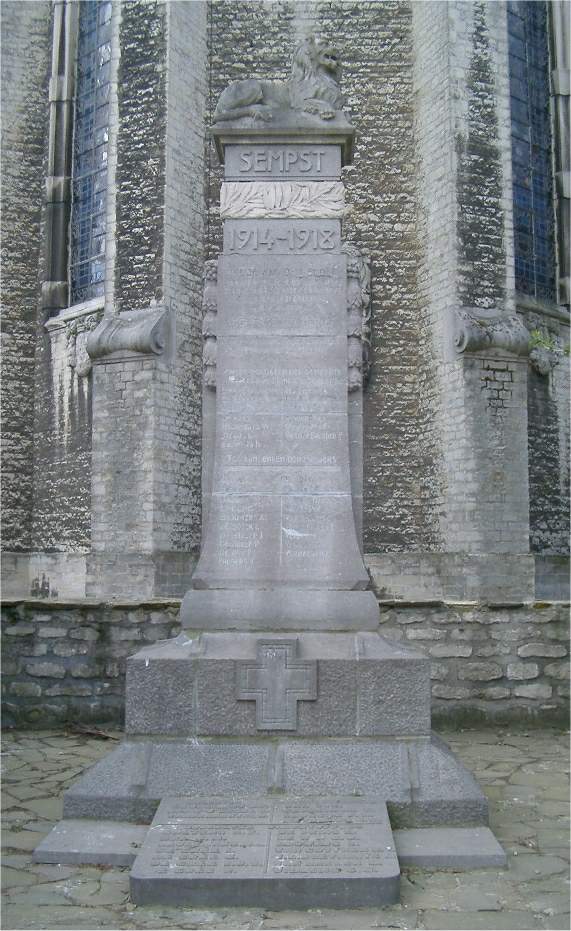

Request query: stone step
[
  {"left": 129, "top": 795, "right": 400, "bottom": 908},
  {"left": 32, "top": 819, "right": 148, "bottom": 867},
  {"left": 393, "top": 826, "right": 507, "bottom": 869}
]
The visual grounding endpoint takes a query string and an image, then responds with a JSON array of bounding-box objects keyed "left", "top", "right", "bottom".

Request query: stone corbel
[
  {"left": 342, "top": 243, "right": 371, "bottom": 391},
  {"left": 529, "top": 346, "right": 563, "bottom": 375},
  {"left": 86, "top": 306, "right": 169, "bottom": 362},
  {"left": 66, "top": 313, "right": 100, "bottom": 378},
  {"left": 202, "top": 260, "right": 218, "bottom": 389},
  {"left": 454, "top": 308, "right": 530, "bottom": 356}
]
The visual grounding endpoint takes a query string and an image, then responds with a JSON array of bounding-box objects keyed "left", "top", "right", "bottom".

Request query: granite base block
[
  {"left": 61, "top": 734, "right": 487, "bottom": 828},
  {"left": 393, "top": 827, "right": 507, "bottom": 869},
  {"left": 125, "top": 631, "right": 430, "bottom": 738},
  {"left": 32, "top": 819, "right": 148, "bottom": 866}
]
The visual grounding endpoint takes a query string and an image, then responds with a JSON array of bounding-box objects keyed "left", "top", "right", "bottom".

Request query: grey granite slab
[
  {"left": 63, "top": 740, "right": 271, "bottom": 823},
  {"left": 125, "top": 632, "right": 430, "bottom": 738},
  {"left": 58, "top": 733, "right": 488, "bottom": 830},
  {"left": 181, "top": 588, "right": 380, "bottom": 630},
  {"left": 130, "top": 795, "right": 399, "bottom": 908},
  {"left": 218, "top": 252, "right": 345, "bottom": 335},
  {"left": 33, "top": 819, "right": 148, "bottom": 866},
  {"left": 394, "top": 827, "right": 507, "bottom": 869},
  {"left": 224, "top": 144, "right": 342, "bottom": 180},
  {"left": 213, "top": 116, "right": 354, "bottom": 165}
]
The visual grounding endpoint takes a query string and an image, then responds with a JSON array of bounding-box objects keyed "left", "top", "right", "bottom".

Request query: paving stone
[
  {"left": 18, "top": 797, "right": 63, "bottom": 820},
  {"left": 1, "top": 865, "right": 40, "bottom": 888},
  {"left": 506, "top": 853, "right": 568, "bottom": 882},
  {"left": 422, "top": 910, "right": 540, "bottom": 929},
  {"left": 2, "top": 830, "right": 48, "bottom": 851},
  {"left": 2, "top": 727, "right": 569, "bottom": 927},
  {"left": 1, "top": 905, "right": 122, "bottom": 930}
]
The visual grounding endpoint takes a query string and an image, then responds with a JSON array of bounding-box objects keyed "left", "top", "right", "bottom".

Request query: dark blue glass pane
[
  {"left": 508, "top": 0, "right": 556, "bottom": 299},
  {"left": 70, "top": 1, "right": 111, "bottom": 304}
]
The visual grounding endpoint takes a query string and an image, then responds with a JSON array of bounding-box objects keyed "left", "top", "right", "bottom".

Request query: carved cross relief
[{"left": 236, "top": 639, "right": 317, "bottom": 730}]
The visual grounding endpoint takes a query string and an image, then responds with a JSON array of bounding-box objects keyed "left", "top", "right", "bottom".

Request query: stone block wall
[
  {"left": 2, "top": 600, "right": 568, "bottom": 729},
  {"left": 1, "top": 0, "right": 51, "bottom": 553}
]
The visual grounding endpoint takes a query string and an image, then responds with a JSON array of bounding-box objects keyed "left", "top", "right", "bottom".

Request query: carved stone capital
[
  {"left": 86, "top": 306, "right": 169, "bottom": 361},
  {"left": 454, "top": 308, "right": 530, "bottom": 357},
  {"left": 220, "top": 181, "right": 345, "bottom": 219}
]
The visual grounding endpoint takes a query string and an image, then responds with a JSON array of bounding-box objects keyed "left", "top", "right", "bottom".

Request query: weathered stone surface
[
  {"left": 514, "top": 683, "right": 553, "bottom": 700},
  {"left": 394, "top": 827, "right": 506, "bottom": 868},
  {"left": 458, "top": 662, "right": 503, "bottom": 681},
  {"left": 125, "top": 632, "right": 430, "bottom": 738},
  {"left": 224, "top": 144, "right": 342, "bottom": 180},
  {"left": 181, "top": 589, "right": 380, "bottom": 630},
  {"left": 130, "top": 796, "right": 399, "bottom": 908},
  {"left": 236, "top": 639, "right": 317, "bottom": 730},
  {"left": 517, "top": 642, "right": 567, "bottom": 658},
  {"left": 59, "top": 734, "right": 487, "bottom": 828},
  {"left": 506, "top": 662, "right": 539, "bottom": 681},
  {"left": 33, "top": 820, "right": 148, "bottom": 867}
]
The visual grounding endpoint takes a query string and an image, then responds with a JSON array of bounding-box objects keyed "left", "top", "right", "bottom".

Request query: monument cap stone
[{"left": 213, "top": 113, "right": 355, "bottom": 168}]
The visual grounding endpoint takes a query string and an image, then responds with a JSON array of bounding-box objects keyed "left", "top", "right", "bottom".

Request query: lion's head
[{"left": 288, "top": 35, "right": 345, "bottom": 110}]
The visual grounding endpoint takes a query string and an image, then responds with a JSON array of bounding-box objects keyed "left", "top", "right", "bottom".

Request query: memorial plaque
[
  {"left": 130, "top": 795, "right": 400, "bottom": 908},
  {"left": 218, "top": 251, "right": 346, "bottom": 336},
  {"left": 189, "top": 143, "right": 368, "bottom": 592}
]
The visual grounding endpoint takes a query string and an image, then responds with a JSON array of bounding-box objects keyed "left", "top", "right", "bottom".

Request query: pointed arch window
[
  {"left": 507, "top": 0, "right": 557, "bottom": 303},
  {"left": 69, "top": 0, "right": 112, "bottom": 304}
]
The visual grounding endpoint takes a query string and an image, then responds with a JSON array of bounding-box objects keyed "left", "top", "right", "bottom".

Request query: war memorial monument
[{"left": 33, "top": 35, "right": 506, "bottom": 909}]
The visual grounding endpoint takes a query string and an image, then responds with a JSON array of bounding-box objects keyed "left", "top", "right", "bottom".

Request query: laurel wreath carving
[{"left": 220, "top": 181, "right": 345, "bottom": 218}]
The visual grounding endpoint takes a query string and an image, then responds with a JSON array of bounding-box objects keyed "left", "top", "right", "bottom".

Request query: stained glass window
[
  {"left": 69, "top": 0, "right": 112, "bottom": 304},
  {"left": 508, "top": 1, "right": 556, "bottom": 302}
]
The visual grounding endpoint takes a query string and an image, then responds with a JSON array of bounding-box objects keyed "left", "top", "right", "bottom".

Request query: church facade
[{"left": 2, "top": 0, "right": 569, "bottom": 724}]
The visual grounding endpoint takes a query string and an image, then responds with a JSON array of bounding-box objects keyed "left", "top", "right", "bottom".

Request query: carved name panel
[
  {"left": 130, "top": 795, "right": 399, "bottom": 907},
  {"left": 218, "top": 253, "right": 345, "bottom": 336},
  {"left": 225, "top": 144, "right": 341, "bottom": 180}
]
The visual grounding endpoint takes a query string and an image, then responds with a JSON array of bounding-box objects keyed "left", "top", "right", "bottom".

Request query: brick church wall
[{"left": 1, "top": 1, "right": 51, "bottom": 553}]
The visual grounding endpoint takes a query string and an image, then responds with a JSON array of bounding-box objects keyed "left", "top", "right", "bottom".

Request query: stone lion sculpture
[{"left": 213, "top": 35, "right": 345, "bottom": 123}]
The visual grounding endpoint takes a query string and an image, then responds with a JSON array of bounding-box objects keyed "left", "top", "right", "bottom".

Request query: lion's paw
[
  {"left": 250, "top": 106, "right": 273, "bottom": 122},
  {"left": 319, "top": 109, "right": 336, "bottom": 120}
]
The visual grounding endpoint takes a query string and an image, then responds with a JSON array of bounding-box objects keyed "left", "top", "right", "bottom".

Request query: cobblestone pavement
[{"left": 1, "top": 727, "right": 569, "bottom": 931}]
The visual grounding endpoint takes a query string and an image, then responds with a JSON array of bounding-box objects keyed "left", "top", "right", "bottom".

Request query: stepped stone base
[
  {"left": 60, "top": 733, "right": 488, "bottom": 828},
  {"left": 33, "top": 628, "right": 505, "bottom": 905}
]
